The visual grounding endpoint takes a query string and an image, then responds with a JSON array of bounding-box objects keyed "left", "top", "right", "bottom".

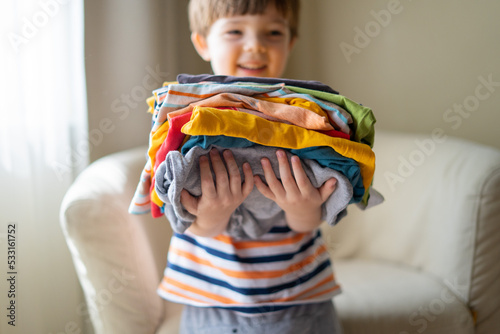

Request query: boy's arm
[
  {"left": 181, "top": 149, "right": 254, "bottom": 237},
  {"left": 254, "top": 150, "right": 337, "bottom": 233}
]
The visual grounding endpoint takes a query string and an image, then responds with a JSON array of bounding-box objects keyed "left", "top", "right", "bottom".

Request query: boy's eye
[
  {"left": 226, "top": 30, "right": 242, "bottom": 35},
  {"left": 269, "top": 30, "right": 284, "bottom": 36}
]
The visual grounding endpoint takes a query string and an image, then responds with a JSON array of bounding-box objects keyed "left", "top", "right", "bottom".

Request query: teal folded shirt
[{"left": 181, "top": 135, "right": 365, "bottom": 203}]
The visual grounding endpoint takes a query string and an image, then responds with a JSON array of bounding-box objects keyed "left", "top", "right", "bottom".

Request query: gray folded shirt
[{"left": 155, "top": 145, "right": 353, "bottom": 239}]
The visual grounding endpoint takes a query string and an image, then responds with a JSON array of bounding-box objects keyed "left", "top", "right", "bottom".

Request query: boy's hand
[
  {"left": 181, "top": 148, "right": 254, "bottom": 237},
  {"left": 254, "top": 150, "right": 337, "bottom": 233}
]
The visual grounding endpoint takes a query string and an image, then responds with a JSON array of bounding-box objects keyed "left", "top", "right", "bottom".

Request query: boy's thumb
[
  {"left": 319, "top": 178, "right": 337, "bottom": 201},
  {"left": 180, "top": 189, "right": 198, "bottom": 215}
]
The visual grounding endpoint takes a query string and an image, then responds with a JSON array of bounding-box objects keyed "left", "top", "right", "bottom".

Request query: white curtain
[{"left": 0, "top": 0, "right": 89, "bottom": 332}]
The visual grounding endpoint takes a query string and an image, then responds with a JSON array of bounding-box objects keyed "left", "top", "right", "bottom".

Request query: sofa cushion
[{"left": 334, "top": 259, "right": 475, "bottom": 334}]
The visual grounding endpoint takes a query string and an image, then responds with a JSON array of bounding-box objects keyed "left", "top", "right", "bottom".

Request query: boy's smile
[{"left": 191, "top": 4, "right": 296, "bottom": 78}]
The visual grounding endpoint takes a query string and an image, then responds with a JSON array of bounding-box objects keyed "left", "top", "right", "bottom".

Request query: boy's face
[{"left": 191, "top": 5, "right": 296, "bottom": 78}]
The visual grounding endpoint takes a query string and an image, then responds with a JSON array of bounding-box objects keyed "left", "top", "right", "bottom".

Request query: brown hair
[{"left": 188, "top": 0, "right": 300, "bottom": 38}]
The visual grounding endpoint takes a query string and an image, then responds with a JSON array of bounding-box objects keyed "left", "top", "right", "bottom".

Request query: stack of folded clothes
[{"left": 129, "top": 74, "right": 382, "bottom": 239}]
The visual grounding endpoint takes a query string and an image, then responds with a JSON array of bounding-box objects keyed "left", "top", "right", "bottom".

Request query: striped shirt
[{"left": 157, "top": 221, "right": 341, "bottom": 315}]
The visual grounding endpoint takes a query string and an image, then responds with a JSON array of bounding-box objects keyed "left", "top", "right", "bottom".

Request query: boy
[{"left": 164, "top": 0, "right": 343, "bottom": 332}]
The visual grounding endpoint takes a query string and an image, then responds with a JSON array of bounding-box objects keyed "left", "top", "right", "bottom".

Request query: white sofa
[{"left": 60, "top": 130, "right": 500, "bottom": 334}]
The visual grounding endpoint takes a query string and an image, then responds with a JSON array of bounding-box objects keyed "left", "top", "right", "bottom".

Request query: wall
[
  {"left": 85, "top": 0, "right": 209, "bottom": 163},
  {"left": 86, "top": 0, "right": 500, "bottom": 163},
  {"left": 286, "top": 0, "right": 500, "bottom": 149}
]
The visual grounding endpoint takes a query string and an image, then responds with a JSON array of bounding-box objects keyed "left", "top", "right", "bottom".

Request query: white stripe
[{"left": 169, "top": 233, "right": 326, "bottom": 275}]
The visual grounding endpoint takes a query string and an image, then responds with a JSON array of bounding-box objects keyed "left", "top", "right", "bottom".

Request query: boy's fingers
[
  {"left": 199, "top": 155, "right": 217, "bottom": 199},
  {"left": 241, "top": 162, "right": 254, "bottom": 198},
  {"left": 254, "top": 175, "right": 275, "bottom": 201},
  {"left": 290, "top": 155, "right": 310, "bottom": 192},
  {"left": 276, "top": 150, "right": 298, "bottom": 194},
  {"left": 223, "top": 150, "right": 243, "bottom": 195},
  {"left": 260, "top": 157, "right": 285, "bottom": 197},
  {"left": 209, "top": 148, "right": 230, "bottom": 193}
]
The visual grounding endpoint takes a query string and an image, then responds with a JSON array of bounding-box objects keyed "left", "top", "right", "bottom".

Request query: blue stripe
[
  {"left": 168, "top": 258, "right": 331, "bottom": 296},
  {"left": 268, "top": 226, "right": 292, "bottom": 233},
  {"left": 214, "top": 304, "right": 295, "bottom": 314},
  {"left": 174, "top": 231, "right": 320, "bottom": 263}
]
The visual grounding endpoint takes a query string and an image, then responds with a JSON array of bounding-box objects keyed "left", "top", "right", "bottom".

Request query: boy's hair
[{"left": 188, "top": 0, "right": 300, "bottom": 38}]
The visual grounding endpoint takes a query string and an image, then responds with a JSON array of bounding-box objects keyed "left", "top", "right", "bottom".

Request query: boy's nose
[{"left": 243, "top": 36, "right": 266, "bottom": 53}]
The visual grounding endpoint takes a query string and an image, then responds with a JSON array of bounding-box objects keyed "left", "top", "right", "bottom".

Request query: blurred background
[
  {"left": 1, "top": 0, "right": 499, "bottom": 333},
  {"left": 85, "top": 0, "right": 500, "bottom": 162}
]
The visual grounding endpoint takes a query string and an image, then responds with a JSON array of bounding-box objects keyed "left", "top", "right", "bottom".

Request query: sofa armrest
[
  {"left": 60, "top": 146, "right": 173, "bottom": 334},
  {"left": 325, "top": 130, "right": 500, "bottom": 333}
]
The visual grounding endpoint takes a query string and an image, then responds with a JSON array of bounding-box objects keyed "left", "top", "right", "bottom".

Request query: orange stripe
[
  {"left": 213, "top": 232, "right": 309, "bottom": 249},
  {"left": 303, "top": 285, "right": 340, "bottom": 301},
  {"left": 159, "top": 286, "right": 209, "bottom": 305},
  {"left": 162, "top": 276, "right": 239, "bottom": 304},
  {"left": 133, "top": 200, "right": 151, "bottom": 207},
  {"left": 168, "top": 90, "right": 216, "bottom": 99},
  {"left": 170, "top": 244, "right": 328, "bottom": 279}
]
